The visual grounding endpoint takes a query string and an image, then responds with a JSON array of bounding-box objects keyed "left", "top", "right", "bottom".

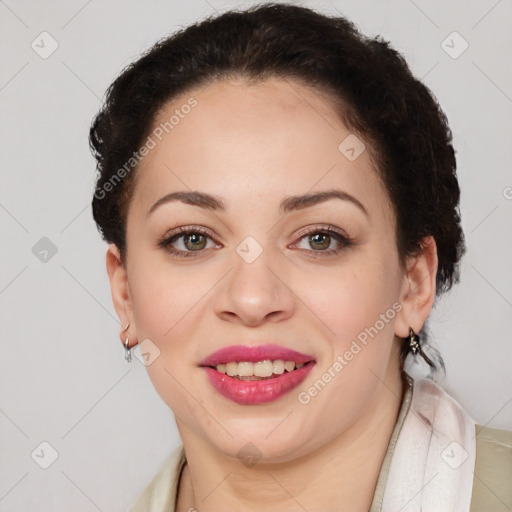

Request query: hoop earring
[
  {"left": 123, "top": 322, "right": 132, "bottom": 363},
  {"left": 408, "top": 327, "right": 435, "bottom": 368},
  {"left": 124, "top": 336, "right": 132, "bottom": 363}
]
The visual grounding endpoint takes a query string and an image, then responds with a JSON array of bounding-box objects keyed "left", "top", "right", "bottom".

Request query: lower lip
[{"left": 202, "top": 363, "right": 315, "bottom": 405}]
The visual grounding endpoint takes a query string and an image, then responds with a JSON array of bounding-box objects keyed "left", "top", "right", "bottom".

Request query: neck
[{"left": 176, "top": 370, "right": 405, "bottom": 512}]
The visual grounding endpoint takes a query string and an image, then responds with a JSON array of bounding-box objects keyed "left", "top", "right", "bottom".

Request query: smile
[{"left": 199, "top": 344, "right": 316, "bottom": 405}]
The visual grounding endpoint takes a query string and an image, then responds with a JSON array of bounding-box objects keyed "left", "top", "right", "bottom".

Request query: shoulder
[
  {"left": 470, "top": 424, "right": 512, "bottom": 512},
  {"left": 129, "top": 444, "right": 186, "bottom": 512}
]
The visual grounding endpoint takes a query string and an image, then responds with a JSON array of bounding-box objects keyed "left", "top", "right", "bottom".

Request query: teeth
[
  {"left": 254, "top": 360, "right": 273, "bottom": 377},
  {"left": 226, "top": 362, "right": 238, "bottom": 376},
  {"left": 284, "top": 361, "right": 295, "bottom": 372},
  {"left": 273, "top": 360, "right": 285, "bottom": 374},
  {"left": 238, "top": 362, "right": 253, "bottom": 377},
  {"left": 215, "top": 359, "right": 305, "bottom": 377}
]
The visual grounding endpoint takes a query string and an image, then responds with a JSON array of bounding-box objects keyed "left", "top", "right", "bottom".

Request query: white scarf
[{"left": 382, "top": 377, "right": 476, "bottom": 512}]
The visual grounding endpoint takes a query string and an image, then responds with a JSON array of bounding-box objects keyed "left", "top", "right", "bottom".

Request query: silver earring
[
  {"left": 123, "top": 323, "right": 132, "bottom": 363},
  {"left": 124, "top": 336, "right": 132, "bottom": 363}
]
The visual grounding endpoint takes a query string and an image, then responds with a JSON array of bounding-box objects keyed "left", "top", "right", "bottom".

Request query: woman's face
[{"left": 117, "top": 76, "right": 410, "bottom": 461}]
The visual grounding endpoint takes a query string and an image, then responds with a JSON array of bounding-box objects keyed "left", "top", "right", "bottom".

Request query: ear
[
  {"left": 106, "top": 243, "right": 137, "bottom": 344},
  {"left": 394, "top": 236, "right": 438, "bottom": 338}
]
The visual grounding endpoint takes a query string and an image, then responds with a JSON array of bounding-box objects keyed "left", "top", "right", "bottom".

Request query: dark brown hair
[{"left": 90, "top": 2, "right": 465, "bottom": 374}]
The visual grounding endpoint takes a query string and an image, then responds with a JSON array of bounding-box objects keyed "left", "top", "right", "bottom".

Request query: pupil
[
  {"left": 185, "top": 233, "right": 206, "bottom": 250},
  {"left": 311, "top": 233, "right": 329, "bottom": 250}
]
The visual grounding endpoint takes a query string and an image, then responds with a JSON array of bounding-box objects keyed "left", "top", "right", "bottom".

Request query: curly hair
[{"left": 90, "top": 2, "right": 465, "bottom": 374}]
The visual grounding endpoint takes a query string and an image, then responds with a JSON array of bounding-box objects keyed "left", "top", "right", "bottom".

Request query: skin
[{"left": 106, "top": 76, "right": 438, "bottom": 512}]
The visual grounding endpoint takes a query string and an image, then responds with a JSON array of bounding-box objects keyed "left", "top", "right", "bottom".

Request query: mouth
[{"left": 199, "top": 344, "right": 316, "bottom": 405}]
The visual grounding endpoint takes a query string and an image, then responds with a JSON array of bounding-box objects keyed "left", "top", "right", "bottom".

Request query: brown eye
[
  {"left": 308, "top": 232, "right": 331, "bottom": 251},
  {"left": 291, "top": 226, "right": 353, "bottom": 258},
  {"left": 183, "top": 233, "right": 207, "bottom": 251},
  {"left": 158, "top": 226, "right": 220, "bottom": 259}
]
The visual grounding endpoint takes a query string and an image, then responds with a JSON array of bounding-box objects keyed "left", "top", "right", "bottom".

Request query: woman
[{"left": 89, "top": 3, "right": 511, "bottom": 511}]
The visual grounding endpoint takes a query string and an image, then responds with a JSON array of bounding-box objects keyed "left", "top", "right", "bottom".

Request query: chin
[{"left": 202, "top": 419, "right": 311, "bottom": 465}]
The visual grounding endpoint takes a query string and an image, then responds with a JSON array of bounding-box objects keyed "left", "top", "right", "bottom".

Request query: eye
[
  {"left": 158, "top": 226, "right": 220, "bottom": 258},
  {"left": 291, "top": 225, "right": 353, "bottom": 257}
]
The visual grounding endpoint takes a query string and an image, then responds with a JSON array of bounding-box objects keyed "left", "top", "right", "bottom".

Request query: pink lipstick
[{"left": 199, "top": 344, "right": 315, "bottom": 405}]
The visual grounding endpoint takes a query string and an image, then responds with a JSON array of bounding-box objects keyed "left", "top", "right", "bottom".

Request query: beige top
[{"left": 129, "top": 373, "right": 512, "bottom": 511}]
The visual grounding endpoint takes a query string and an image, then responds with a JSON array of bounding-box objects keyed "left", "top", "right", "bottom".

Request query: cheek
[
  {"left": 299, "top": 252, "right": 401, "bottom": 377},
  {"left": 293, "top": 256, "right": 402, "bottom": 419},
  {"left": 129, "top": 256, "right": 204, "bottom": 342},
  {"left": 127, "top": 263, "right": 207, "bottom": 416},
  {"left": 307, "top": 261, "right": 398, "bottom": 333}
]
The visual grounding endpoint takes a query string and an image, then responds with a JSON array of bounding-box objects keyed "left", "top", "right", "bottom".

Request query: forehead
[{"left": 129, "top": 76, "right": 388, "bottom": 219}]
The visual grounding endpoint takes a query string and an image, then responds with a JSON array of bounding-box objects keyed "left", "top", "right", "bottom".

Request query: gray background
[{"left": 1, "top": 0, "right": 511, "bottom": 510}]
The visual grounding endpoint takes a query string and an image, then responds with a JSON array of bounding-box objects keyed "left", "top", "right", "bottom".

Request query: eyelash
[
  {"left": 157, "top": 226, "right": 219, "bottom": 259},
  {"left": 157, "top": 224, "right": 353, "bottom": 259}
]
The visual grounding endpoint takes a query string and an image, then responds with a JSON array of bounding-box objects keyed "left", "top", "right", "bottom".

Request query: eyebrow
[{"left": 147, "top": 189, "right": 368, "bottom": 217}]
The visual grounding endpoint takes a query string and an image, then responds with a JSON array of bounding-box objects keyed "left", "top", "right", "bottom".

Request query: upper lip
[{"left": 199, "top": 344, "right": 315, "bottom": 367}]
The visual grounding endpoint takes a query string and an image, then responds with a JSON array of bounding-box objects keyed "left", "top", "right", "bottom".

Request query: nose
[{"left": 212, "top": 245, "right": 296, "bottom": 327}]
